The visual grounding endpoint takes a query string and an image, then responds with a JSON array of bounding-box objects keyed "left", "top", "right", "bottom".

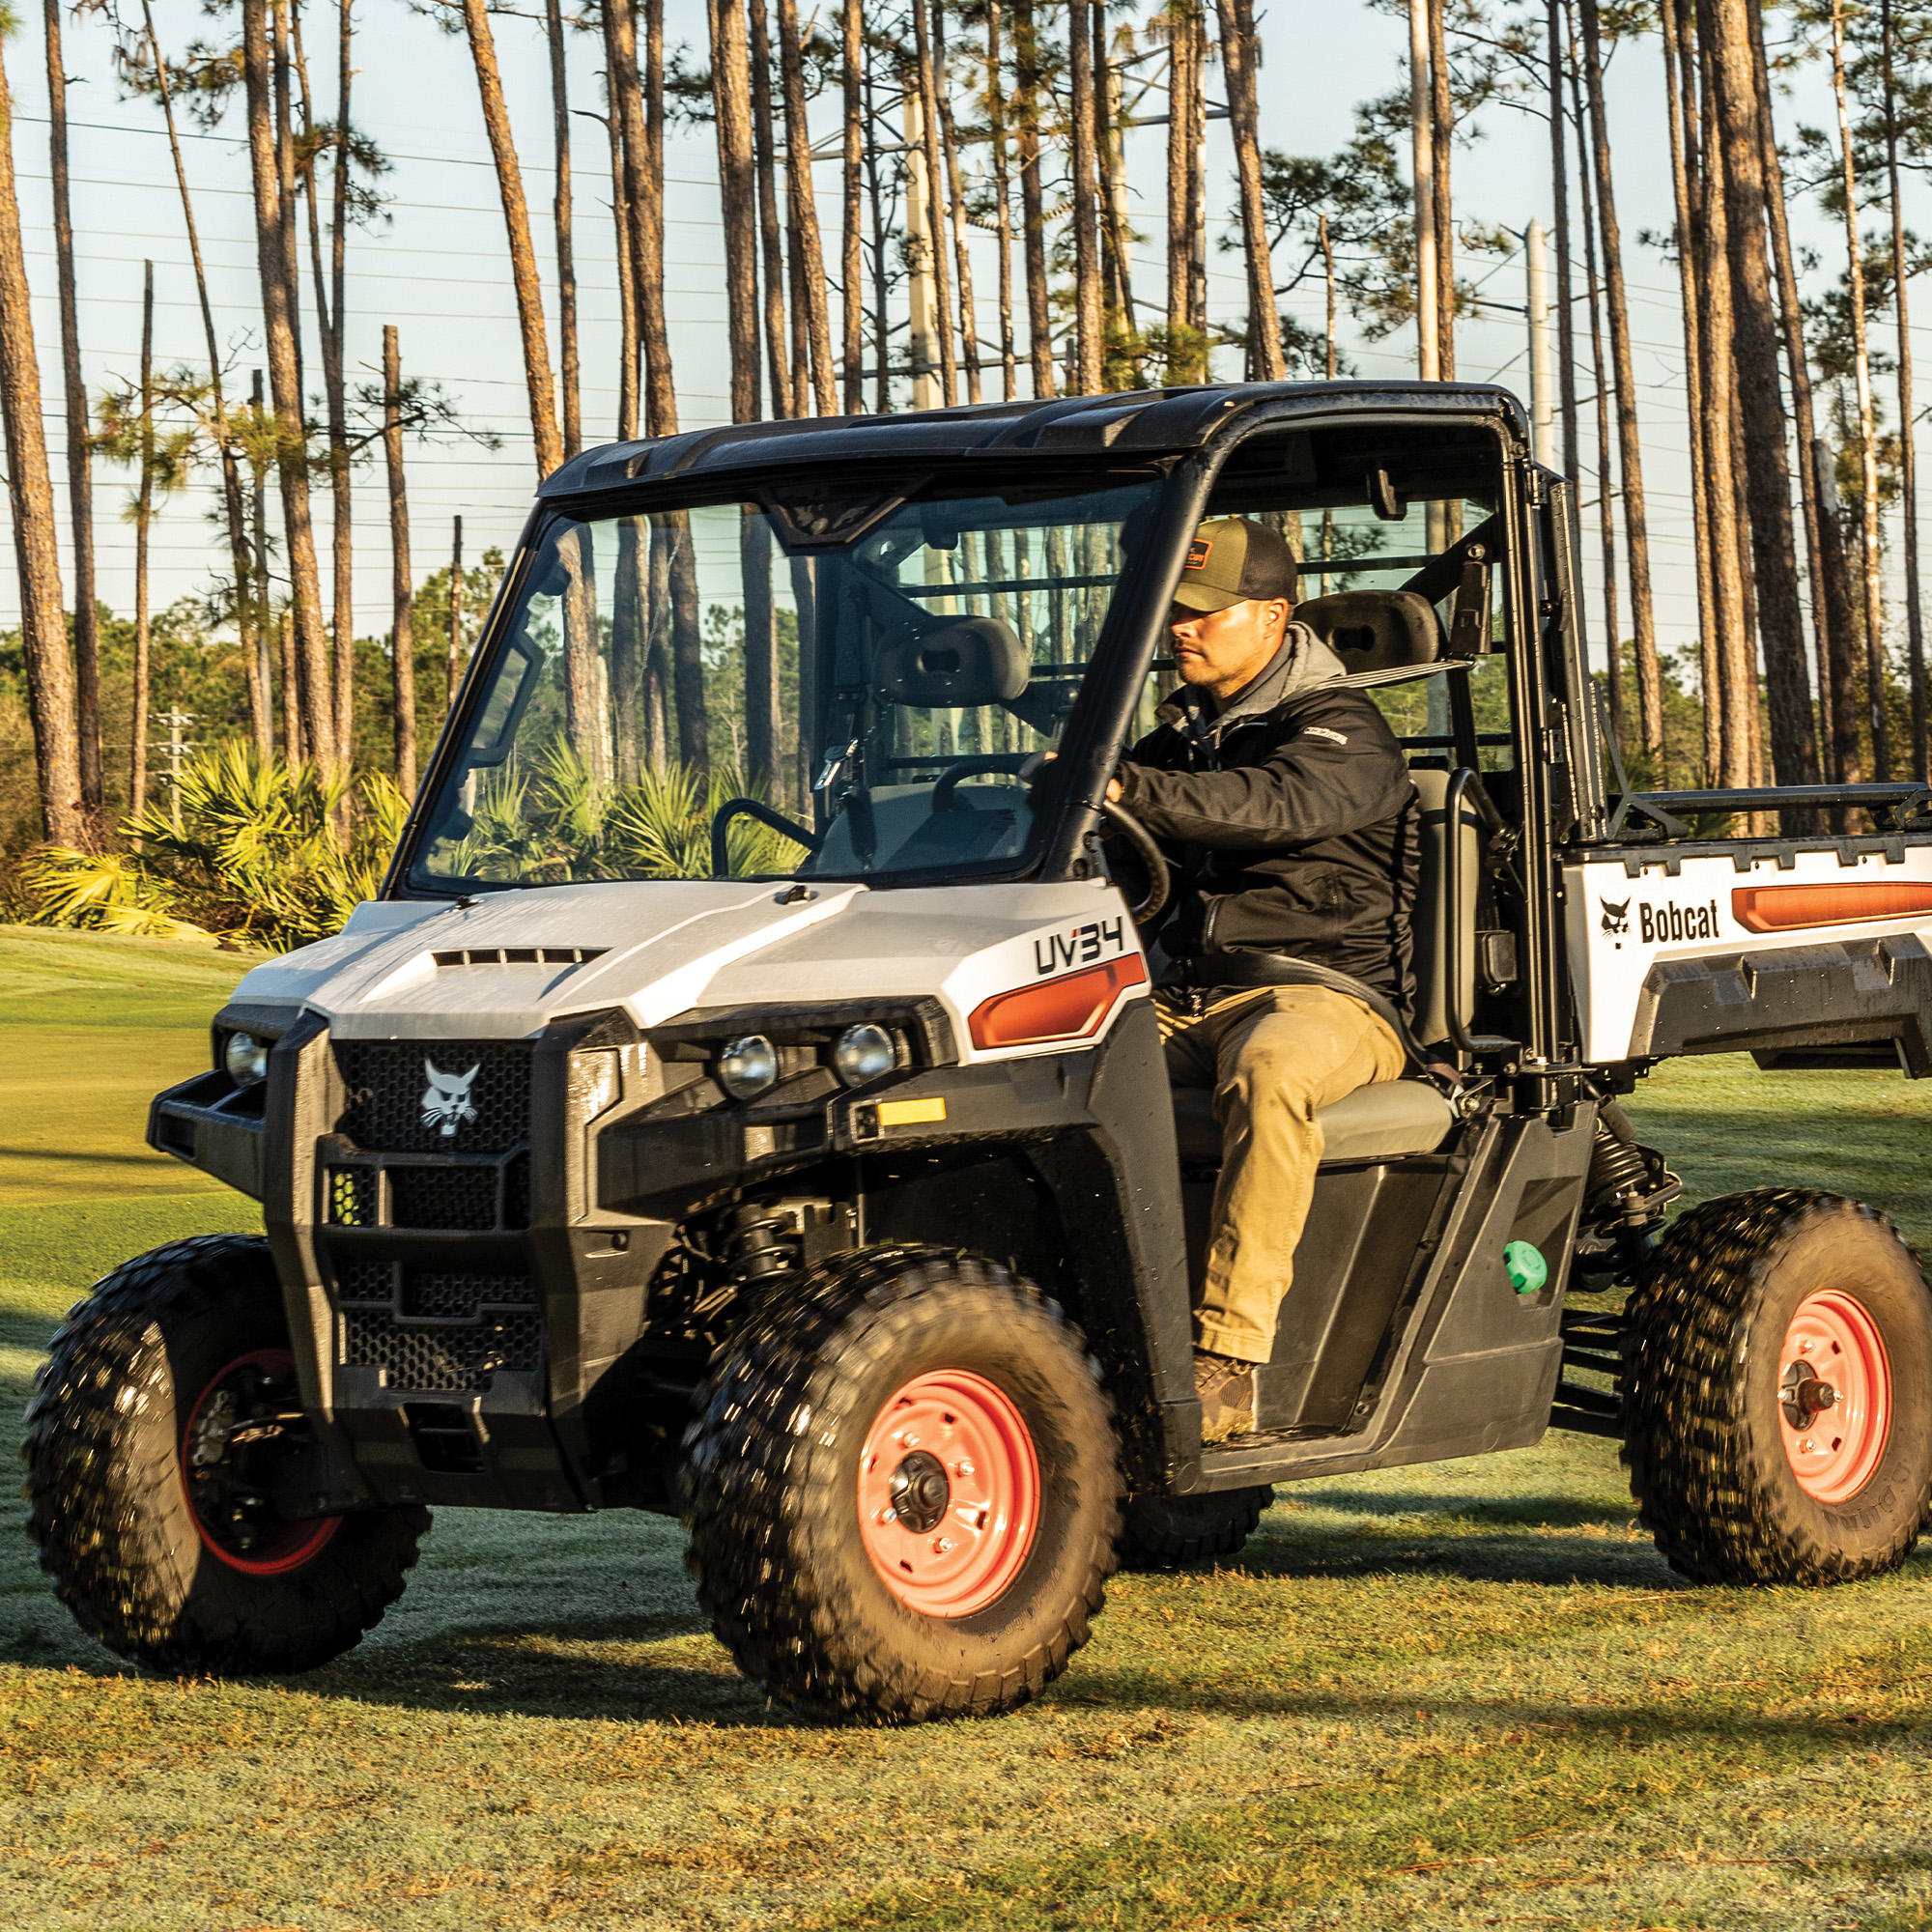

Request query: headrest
[
  {"left": 874, "top": 616, "right": 1029, "bottom": 706},
  {"left": 1297, "top": 590, "right": 1443, "bottom": 673}
]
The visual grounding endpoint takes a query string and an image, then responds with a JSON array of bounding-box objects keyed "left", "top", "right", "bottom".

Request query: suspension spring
[{"left": 720, "top": 1201, "right": 802, "bottom": 1285}]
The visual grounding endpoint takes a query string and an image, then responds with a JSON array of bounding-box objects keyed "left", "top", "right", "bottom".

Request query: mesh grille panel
[
  {"left": 335, "top": 1260, "right": 393, "bottom": 1305},
  {"left": 333, "top": 1040, "right": 532, "bottom": 1154},
  {"left": 388, "top": 1165, "right": 500, "bottom": 1231},
  {"left": 401, "top": 1269, "right": 539, "bottom": 1317},
  {"left": 341, "top": 1309, "right": 542, "bottom": 1391},
  {"left": 327, "top": 1167, "right": 375, "bottom": 1226}
]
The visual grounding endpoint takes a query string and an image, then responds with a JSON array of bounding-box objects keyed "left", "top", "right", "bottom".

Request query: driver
[{"left": 1107, "top": 516, "right": 1420, "bottom": 1440}]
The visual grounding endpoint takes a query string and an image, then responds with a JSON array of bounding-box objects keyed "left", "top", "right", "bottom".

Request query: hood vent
[{"left": 433, "top": 946, "right": 607, "bottom": 968}]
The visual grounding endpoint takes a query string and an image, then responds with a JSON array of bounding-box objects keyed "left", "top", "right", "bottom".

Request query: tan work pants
[{"left": 1161, "top": 985, "right": 1406, "bottom": 1364}]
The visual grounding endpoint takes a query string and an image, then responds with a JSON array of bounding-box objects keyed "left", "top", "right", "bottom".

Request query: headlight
[
  {"left": 224, "top": 1032, "right": 270, "bottom": 1086},
  {"left": 717, "top": 1034, "right": 779, "bottom": 1099},
  {"left": 834, "top": 1023, "right": 897, "bottom": 1086}
]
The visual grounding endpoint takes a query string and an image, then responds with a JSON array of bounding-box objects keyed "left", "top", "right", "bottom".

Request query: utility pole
[
  {"left": 904, "top": 90, "right": 942, "bottom": 411},
  {"left": 1408, "top": 0, "right": 1438, "bottom": 383},
  {"left": 1526, "top": 218, "right": 1555, "bottom": 467}
]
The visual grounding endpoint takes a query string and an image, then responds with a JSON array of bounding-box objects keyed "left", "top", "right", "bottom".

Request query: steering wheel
[
  {"left": 709, "top": 797, "right": 820, "bottom": 876},
  {"left": 1099, "top": 797, "right": 1172, "bottom": 929},
  {"left": 930, "top": 753, "right": 1036, "bottom": 812}
]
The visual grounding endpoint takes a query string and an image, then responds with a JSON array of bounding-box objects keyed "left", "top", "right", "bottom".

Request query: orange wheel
[
  {"left": 1777, "top": 1291, "right": 1892, "bottom": 1506},
  {"left": 858, "top": 1370, "right": 1040, "bottom": 1617}
]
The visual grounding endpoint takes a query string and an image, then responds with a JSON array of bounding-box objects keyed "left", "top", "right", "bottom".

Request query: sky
[{"left": 0, "top": 0, "right": 1918, "bottom": 688}]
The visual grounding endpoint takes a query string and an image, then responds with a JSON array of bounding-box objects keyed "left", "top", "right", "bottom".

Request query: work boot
[{"left": 1193, "top": 1350, "right": 1256, "bottom": 1442}]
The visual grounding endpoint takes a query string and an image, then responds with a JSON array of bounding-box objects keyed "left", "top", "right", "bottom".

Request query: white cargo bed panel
[{"left": 1564, "top": 840, "right": 1932, "bottom": 1064}]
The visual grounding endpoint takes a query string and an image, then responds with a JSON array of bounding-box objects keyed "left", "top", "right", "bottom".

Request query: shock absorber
[{"left": 720, "top": 1201, "right": 802, "bottom": 1285}]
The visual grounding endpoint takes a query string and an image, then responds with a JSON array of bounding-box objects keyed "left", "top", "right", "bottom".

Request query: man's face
[{"left": 1168, "top": 596, "right": 1293, "bottom": 703}]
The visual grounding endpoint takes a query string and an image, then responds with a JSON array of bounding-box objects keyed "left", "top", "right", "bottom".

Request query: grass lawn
[{"left": 1, "top": 923, "right": 1929, "bottom": 1931}]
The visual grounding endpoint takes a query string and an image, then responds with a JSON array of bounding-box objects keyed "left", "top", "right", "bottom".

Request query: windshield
[{"left": 410, "top": 474, "right": 1163, "bottom": 891}]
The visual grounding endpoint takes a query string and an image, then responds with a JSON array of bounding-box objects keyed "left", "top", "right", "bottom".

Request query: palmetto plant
[
  {"left": 27, "top": 743, "right": 407, "bottom": 950},
  {"left": 443, "top": 742, "right": 807, "bottom": 884}
]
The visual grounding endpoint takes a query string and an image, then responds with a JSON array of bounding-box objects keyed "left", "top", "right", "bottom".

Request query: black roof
[{"left": 537, "top": 378, "right": 1530, "bottom": 499}]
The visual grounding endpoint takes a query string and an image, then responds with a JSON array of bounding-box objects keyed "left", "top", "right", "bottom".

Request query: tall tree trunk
[
  {"left": 0, "top": 30, "right": 84, "bottom": 845},
  {"left": 1704, "top": 0, "right": 1818, "bottom": 791},
  {"left": 1166, "top": 3, "right": 1197, "bottom": 376},
  {"left": 1066, "top": 0, "right": 1103, "bottom": 390},
  {"left": 383, "top": 327, "right": 417, "bottom": 797},
  {"left": 934, "top": 1, "right": 982, "bottom": 403},
  {"left": 911, "top": 0, "right": 958, "bottom": 403},
  {"left": 1693, "top": 25, "right": 1755, "bottom": 789},
  {"left": 460, "top": 0, "right": 562, "bottom": 478},
  {"left": 778, "top": 0, "right": 834, "bottom": 414},
  {"left": 1214, "top": 0, "right": 1284, "bottom": 379},
  {"left": 252, "top": 367, "right": 296, "bottom": 763},
  {"left": 1578, "top": 0, "right": 1662, "bottom": 761},
  {"left": 132, "top": 262, "right": 155, "bottom": 815},
  {"left": 606, "top": 100, "right": 639, "bottom": 440},
  {"left": 1428, "top": 0, "right": 1455, "bottom": 378},
  {"left": 746, "top": 0, "right": 793, "bottom": 415},
  {"left": 547, "top": 0, "right": 581, "bottom": 460},
  {"left": 987, "top": 2, "right": 1019, "bottom": 400},
  {"left": 1882, "top": 0, "right": 1925, "bottom": 779},
  {"left": 447, "top": 515, "right": 465, "bottom": 708},
  {"left": 1548, "top": 0, "right": 1578, "bottom": 481},
  {"left": 1096, "top": 0, "right": 1135, "bottom": 343},
  {"left": 1012, "top": 0, "right": 1056, "bottom": 396},
  {"left": 1748, "top": 0, "right": 1840, "bottom": 786},
  {"left": 1813, "top": 436, "right": 1865, "bottom": 788},
  {"left": 865, "top": 42, "right": 889, "bottom": 411},
  {"left": 1570, "top": 33, "right": 1623, "bottom": 743},
  {"left": 299, "top": 0, "right": 355, "bottom": 766},
  {"left": 242, "top": 0, "right": 338, "bottom": 774},
  {"left": 43, "top": 0, "right": 102, "bottom": 833},
  {"left": 1661, "top": 0, "right": 1715, "bottom": 777},
  {"left": 1831, "top": 0, "right": 1889, "bottom": 778},
  {"left": 140, "top": 0, "right": 264, "bottom": 755},
  {"left": 709, "top": 0, "right": 763, "bottom": 427},
  {"left": 840, "top": 0, "right": 865, "bottom": 411}
]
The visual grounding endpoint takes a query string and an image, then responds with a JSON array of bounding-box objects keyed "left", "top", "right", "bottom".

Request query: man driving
[{"left": 1107, "top": 516, "right": 1421, "bottom": 1440}]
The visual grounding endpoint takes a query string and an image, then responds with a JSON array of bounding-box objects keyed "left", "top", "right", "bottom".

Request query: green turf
[{"left": 1, "top": 929, "right": 1929, "bottom": 1930}]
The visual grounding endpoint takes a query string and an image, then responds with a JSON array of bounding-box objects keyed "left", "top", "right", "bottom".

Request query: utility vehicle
[{"left": 27, "top": 381, "right": 1932, "bottom": 1723}]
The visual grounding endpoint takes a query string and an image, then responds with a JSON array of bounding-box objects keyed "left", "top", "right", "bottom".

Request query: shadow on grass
[{"left": 1284, "top": 1486, "right": 1640, "bottom": 1531}]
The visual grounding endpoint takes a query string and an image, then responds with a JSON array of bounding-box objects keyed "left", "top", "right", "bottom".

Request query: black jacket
[{"left": 1114, "top": 627, "right": 1421, "bottom": 1012}]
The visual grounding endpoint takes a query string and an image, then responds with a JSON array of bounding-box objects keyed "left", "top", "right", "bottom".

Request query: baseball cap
[{"left": 1171, "top": 516, "right": 1301, "bottom": 613}]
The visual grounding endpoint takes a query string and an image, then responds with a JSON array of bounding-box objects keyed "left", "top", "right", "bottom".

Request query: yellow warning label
[{"left": 876, "top": 1095, "right": 948, "bottom": 1127}]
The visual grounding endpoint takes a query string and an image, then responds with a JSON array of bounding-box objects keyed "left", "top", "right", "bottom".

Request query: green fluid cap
[{"left": 1504, "top": 1240, "right": 1548, "bottom": 1295}]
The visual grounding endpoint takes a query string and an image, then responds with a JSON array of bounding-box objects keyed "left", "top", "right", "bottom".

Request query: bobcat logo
[
  {"left": 421, "top": 1059, "right": 480, "bottom": 1138},
  {"left": 1600, "top": 897, "right": 1631, "bottom": 950}
]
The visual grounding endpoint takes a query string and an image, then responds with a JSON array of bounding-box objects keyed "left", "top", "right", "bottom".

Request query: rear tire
[
  {"left": 1117, "top": 1487, "right": 1273, "bottom": 1571},
  {"left": 1623, "top": 1190, "right": 1932, "bottom": 1585},
  {"left": 682, "top": 1246, "right": 1120, "bottom": 1723},
  {"left": 23, "top": 1234, "right": 429, "bottom": 1674}
]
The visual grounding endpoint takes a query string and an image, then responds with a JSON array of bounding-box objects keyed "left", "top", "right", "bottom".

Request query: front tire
[
  {"left": 682, "top": 1246, "right": 1121, "bottom": 1723},
  {"left": 1623, "top": 1190, "right": 1932, "bottom": 1585},
  {"left": 23, "top": 1234, "right": 429, "bottom": 1674}
]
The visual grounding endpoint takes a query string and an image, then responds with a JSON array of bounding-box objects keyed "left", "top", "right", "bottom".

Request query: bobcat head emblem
[
  {"left": 421, "top": 1059, "right": 480, "bottom": 1138},
  {"left": 1600, "top": 897, "right": 1631, "bottom": 947}
]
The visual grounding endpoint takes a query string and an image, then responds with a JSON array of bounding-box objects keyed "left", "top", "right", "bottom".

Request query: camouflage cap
[{"left": 1171, "top": 516, "right": 1301, "bottom": 614}]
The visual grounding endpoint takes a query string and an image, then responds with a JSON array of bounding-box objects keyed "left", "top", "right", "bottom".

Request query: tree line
[{"left": 1, "top": 0, "right": 1930, "bottom": 860}]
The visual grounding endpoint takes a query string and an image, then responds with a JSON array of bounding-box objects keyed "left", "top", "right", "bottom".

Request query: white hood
[{"left": 226, "top": 876, "right": 1146, "bottom": 1056}]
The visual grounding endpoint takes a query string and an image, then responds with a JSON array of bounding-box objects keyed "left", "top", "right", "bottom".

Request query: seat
[
  {"left": 1171, "top": 1078, "right": 1455, "bottom": 1166},
  {"left": 1165, "top": 765, "right": 1480, "bottom": 1168}
]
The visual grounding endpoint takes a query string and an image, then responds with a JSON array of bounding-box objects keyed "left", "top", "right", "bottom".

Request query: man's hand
[{"left": 1036, "top": 750, "right": 1123, "bottom": 804}]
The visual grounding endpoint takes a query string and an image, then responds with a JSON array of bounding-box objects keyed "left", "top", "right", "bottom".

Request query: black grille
[
  {"left": 333, "top": 1040, "right": 532, "bottom": 1154},
  {"left": 388, "top": 1165, "right": 501, "bottom": 1231},
  {"left": 342, "top": 1309, "right": 543, "bottom": 1392},
  {"left": 332, "top": 1262, "right": 542, "bottom": 1392}
]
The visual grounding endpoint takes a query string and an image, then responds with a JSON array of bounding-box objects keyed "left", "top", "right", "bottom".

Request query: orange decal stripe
[
  {"left": 968, "top": 955, "right": 1149, "bottom": 1050},
  {"left": 1732, "top": 881, "right": 1932, "bottom": 933}
]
